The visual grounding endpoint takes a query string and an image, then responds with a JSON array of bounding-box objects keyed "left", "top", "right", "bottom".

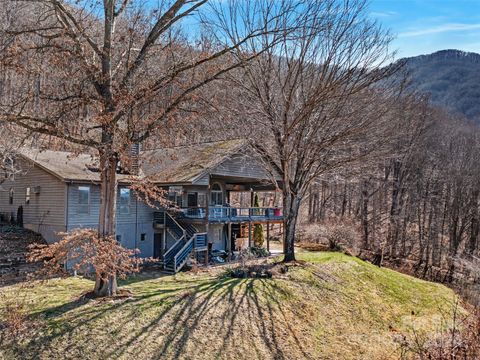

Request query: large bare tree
[
  {"left": 0, "top": 0, "right": 291, "bottom": 296},
  {"left": 225, "top": 0, "right": 398, "bottom": 261}
]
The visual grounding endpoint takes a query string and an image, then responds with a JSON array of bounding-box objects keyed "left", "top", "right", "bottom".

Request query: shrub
[
  {"left": 325, "top": 221, "right": 358, "bottom": 251},
  {"left": 250, "top": 247, "right": 269, "bottom": 258},
  {"left": 398, "top": 300, "right": 480, "bottom": 359},
  {"left": 297, "top": 220, "right": 359, "bottom": 252},
  {"left": 27, "top": 229, "right": 144, "bottom": 295},
  {"left": 253, "top": 194, "right": 265, "bottom": 247}
]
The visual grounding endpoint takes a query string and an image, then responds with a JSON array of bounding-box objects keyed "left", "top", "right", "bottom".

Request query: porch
[{"left": 177, "top": 206, "right": 283, "bottom": 223}]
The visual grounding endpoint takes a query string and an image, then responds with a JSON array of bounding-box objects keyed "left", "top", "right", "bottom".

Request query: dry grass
[{"left": 0, "top": 252, "right": 463, "bottom": 360}]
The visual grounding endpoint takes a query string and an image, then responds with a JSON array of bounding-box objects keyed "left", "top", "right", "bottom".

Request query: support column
[
  {"left": 248, "top": 221, "right": 252, "bottom": 248},
  {"left": 227, "top": 222, "right": 232, "bottom": 260},
  {"left": 267, "top": 221, "right": 270, "bottom": 252},
  {"left": 205, "top": 180, "right": 210, "bottom": 266}
]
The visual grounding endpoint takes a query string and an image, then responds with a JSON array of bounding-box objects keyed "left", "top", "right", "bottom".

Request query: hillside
[
  {"left": 402, "top": 49, "right": 480, "bottom": 122},
  {"left": 0, "top": 252, "right": 462, "bottom": 360}
]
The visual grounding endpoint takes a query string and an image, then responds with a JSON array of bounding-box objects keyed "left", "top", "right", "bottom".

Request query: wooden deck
[{"left": 176, "top": 206, "right": 283, "bottom": 223}]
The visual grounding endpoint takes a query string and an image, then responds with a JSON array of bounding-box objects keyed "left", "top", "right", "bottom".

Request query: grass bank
[{"left": 0, "top": 252, "right": 462, "bottom": 360}]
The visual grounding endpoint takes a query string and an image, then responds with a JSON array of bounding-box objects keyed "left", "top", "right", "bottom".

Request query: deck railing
[
  {"left": 193, "top": 233, "right": 208, "bottom": 249},
  {"left": 176, "top": 206, "right": 283, "bottom": 222}
]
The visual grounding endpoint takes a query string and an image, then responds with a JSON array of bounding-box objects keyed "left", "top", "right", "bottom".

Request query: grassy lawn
[{"left": 0, "top": 252, "right": 462, "bottom": 360}]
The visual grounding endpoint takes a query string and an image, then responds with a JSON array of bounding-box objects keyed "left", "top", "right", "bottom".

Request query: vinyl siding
[
  {"left": 66, "top": 184, "right": 154, "bottom": 226},
  {"left": 66, "top": 183, "right": 158, "bottom": 258},
  {"left": 208, "top": 223, "right": 226, "bottom": 250},
  {"left": 0, "top": 158, "right": 66, "bottom": 243},
  {"left": 210, "top": 153, "right": 277, "bottom": 180}
]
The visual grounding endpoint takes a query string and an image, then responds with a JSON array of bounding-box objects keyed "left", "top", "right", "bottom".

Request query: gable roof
[
  {"left": 141, "top": 139, "right": 246, "bottom": 184},
  {"left": 18, "top": 139, "right": 257, "bottom": 184},
  {"left": 19, "top": 149, "right": 96, "bottom": 182}
]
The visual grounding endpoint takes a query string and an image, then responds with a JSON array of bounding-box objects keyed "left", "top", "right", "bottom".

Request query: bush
[
  {"left": 325, "top": 222, "right": 358, "bottom": 251},
  {"left": 250, "top": 247, "right": 269, "bottom": 258},
  {"left": 253, "top": 194, "right": 265, "bottom": 247},
  {"left": 297, "top": 220, "right": 359, "bottom": 252},
  {"left": 398, "top": 300, "right": 480, "bottom": 359},
  {"left": 28, "top": 228, "right": 143, "bottom": 279}
]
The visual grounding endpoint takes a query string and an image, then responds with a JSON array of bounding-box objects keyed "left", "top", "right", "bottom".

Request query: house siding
[
  {"left": 208, "top": 223, "right": 225, "bottom": 250},
  {"left": 0, "top": 158, "right": 66, "bottom": 243},
  {"left": 66, "top": 183, "right": 157, "bottom": 258},
  {"left": 211, "top": 153, "right": 276, "bottom": 180},
  {"left": 1, "top": 147, "right": 278, "bottom": 258}
]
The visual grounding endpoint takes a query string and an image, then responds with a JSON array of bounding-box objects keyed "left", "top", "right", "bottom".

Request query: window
[
  {"left": 140, "top": 233, "right": 146, "bottom": 242},
  {"left": 210, "top": 183, "right": 223, "bottom": 206},
  {"left": 25, "top": 187, "right": 31, "bottom": 205},
  {"left": 198, "top": 193, "right": 206, "bottom": 207},
  {"left": 78, "top": 186, "right": 90, "bottom": 214},
  {"left": 9, "top": 188, "right": 13, "bottom": 205},
  {"left": 187, "top": 192, "right": 198, "bottom": 207},
  {"left": 116, "top": 235, "right": 122, "bottom": 243},
  {"left": 119, "top": 188, "right": 131, "bottom": 214},
  {"left": 168, "top": 191, "right": 183, "bottom": 207}
]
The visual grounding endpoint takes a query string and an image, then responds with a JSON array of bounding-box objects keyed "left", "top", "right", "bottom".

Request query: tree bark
[
  {"left": 361, "top": 180, "right": 370, "bottom": 250},
  {"left": 94, "top": 147, "right": 118, "bottom": 297},
  {"left": 283, "top": 192, "right": 301, "bottom": 262}
]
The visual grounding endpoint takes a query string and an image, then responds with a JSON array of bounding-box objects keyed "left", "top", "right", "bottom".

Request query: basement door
[{"left": 154, "top": 233, "right": 164, "bottom": 259}]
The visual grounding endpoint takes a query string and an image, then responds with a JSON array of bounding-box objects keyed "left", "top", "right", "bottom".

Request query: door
[
  {"left": 154, "top": 233, "right": 164, "bottom": 259},
  {"left": 187, "top": 192, "right": 198, "bottom": 207}
]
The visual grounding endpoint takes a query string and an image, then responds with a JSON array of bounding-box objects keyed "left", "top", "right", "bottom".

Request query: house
[{"left": 0, "top": 140, "right": 283, "bottom": 272}]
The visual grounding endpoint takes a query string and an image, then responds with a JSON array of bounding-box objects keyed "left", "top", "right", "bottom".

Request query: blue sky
[{"left": 370, "top": 0, "right": 480, "bottom": 58}]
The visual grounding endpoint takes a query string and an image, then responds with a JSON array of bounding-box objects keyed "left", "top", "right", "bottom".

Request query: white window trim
[
  {"left": 78, "top": 186, "right": 90, "bottom": 214},
  {"left": 119, "top": 188, "right": 131, "bottom": 215},
  {"left": 211, "top": 182, "right": 223, "bottom": 206},
  {"left": 25, "top": 187, "right": 31, "bottom": 205}
]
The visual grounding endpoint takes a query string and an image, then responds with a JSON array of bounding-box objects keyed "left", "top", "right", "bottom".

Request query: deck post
[
  {"left": 163, "top": 212, "right": 167, "bottom": 257},
  {"left": 206, "top": 180, "right": 210, "bottom": 267},
  {"left": 227, "top": 222, "right": 232, "bottom": 260},
  {"left": 266, "top": 221, "right": 270, "bottom": 252},
  {"left": 248, "top": 221, "right": 252, "bottom": 248}
]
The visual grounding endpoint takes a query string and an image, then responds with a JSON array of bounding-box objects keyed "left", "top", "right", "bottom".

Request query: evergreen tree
[{"left": 253, "top": 193, "right": 265, "bottom": 247}]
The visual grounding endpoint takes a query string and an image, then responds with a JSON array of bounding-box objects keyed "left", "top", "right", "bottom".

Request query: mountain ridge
[{"left": 398, "top": 49, "right": 480, "bottom": 122}]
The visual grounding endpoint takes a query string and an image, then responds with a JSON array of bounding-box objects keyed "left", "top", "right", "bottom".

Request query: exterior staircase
[{"left": 163, "top": 213, "right": 207, "bottom": 273}]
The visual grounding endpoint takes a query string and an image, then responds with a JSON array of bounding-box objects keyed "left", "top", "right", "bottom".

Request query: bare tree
[
  {"left": 226, "top": 0, "right": 397, "bottom": 261},
  {"left": 0, "top": 0, "right": 290, "bottom": 296}
]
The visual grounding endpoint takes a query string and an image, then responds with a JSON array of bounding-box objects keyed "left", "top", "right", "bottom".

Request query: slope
[
  {"left": 402, "top": 49, "right": 480, "bottom": 122},
  {"left": 0, "top": 252, "right": 462, "bottom": 360}
]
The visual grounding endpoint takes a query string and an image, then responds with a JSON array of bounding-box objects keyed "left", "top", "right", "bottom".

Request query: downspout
[
  {"left": 65, "top": 183, "right": 69, "bottom": 232},
  {"left": 64, "top": 182, "right": 69, "bottom": 272},
  {"left": 134, "top": 196, "right": 138, "bottom": 258}
]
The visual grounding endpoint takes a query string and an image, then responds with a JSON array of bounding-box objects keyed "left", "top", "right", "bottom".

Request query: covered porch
[{"left": 176, "top": 206, "right": 283, "bottom": 223}]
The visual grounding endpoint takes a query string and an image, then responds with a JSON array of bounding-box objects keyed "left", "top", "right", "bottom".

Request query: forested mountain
[{"left": 402, "top": 49, "right": 480, "bottom": 123}]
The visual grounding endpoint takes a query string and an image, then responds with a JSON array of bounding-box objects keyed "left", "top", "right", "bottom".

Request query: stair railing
[
  {"left": 163, "top": 234, "right": 186, "bottom": 266},
  {"left": 193, "top": 233, "right": 208, "bottom": 249},
  {"left": 165, "top": 212, "right": 187, "bottom": 240},
  {"left": 173, "top": 237, "right": 194, "bottom": 273}
]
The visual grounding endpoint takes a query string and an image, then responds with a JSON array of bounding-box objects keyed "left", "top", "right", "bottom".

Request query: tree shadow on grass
[{"left": 6, "top": 272, "right": 314, "bottom": 360}]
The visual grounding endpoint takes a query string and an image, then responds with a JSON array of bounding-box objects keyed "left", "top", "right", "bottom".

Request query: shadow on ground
[{"left": 3, "top": 271, "right": 314, "bottom": 360}]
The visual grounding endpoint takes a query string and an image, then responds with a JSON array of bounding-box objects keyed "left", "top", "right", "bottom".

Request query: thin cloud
[
  {"left": 370, "top": 11, "right": 397, "bottom": 18},
  {"left": 400, "top": 23, "right": 480, "bottom": 37}
]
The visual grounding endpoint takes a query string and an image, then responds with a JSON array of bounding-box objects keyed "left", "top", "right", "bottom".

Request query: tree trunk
[
  {"left": 94, "top": 147, "right": 118, "bottom": 297},
  {"left": 361, "top": 180, "right": 370, "bottom": 249},
  {"left": 283, "top": 192, "right": 301, "bottom": 262}
]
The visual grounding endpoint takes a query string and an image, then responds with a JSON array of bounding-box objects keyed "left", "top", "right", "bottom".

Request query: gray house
[{"left": 0, "top": 140, "right": 283, "bottom": 272}]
